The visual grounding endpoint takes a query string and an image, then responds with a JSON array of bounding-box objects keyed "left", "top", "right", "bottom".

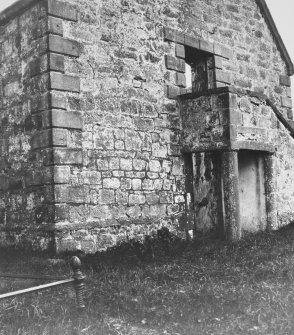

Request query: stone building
[{"left": 0, "top": 0, "right": 293, "bottom": 253}]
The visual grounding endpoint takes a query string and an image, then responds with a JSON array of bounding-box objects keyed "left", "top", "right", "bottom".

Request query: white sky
[{"left": 0, "top": 0, "right": 293, "bottom": 93}]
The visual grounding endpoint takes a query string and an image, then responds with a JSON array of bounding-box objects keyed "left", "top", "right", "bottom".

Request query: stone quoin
[{"left": 0, "top": 0, "right": 293, "bottom": 253}]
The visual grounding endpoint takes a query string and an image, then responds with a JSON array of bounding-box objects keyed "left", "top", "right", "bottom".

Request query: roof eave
[
  {"left": 256, "top": 0, "right": 294, "bottom": 76},
  {"left": 0, "top": 0, "right": 41, "bottom": 26}
]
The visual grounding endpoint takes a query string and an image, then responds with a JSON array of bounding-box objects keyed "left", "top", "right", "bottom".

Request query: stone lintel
[
  {"left": 163, "top": 27, "right": 232, "bottom": 61},
  {"left": 181, "top": 143, "right": 229, "bottom": 153},
  {"left": 184, "top": 35, "right": 200, "bottom": 49},
  {"left": 231, "top": 141, "right": 276, "bottom": 153},
  {"left": 199, "top": 39, "right": 214, "bottom": 53},
  {"left": 163, "top": 27, "right": 185, "bottom": 44}
]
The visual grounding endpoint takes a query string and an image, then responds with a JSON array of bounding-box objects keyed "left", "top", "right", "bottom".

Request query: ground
[{"left": 1, "top": 225, "right": 294, "bottom": 334}]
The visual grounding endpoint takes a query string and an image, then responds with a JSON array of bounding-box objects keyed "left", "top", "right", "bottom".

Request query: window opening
[
  {"left": 185, "top": 46, "right": 213, "bottom": 93},
  {"left": 185, "top": 63, "right": 192, "bottom": 89}
]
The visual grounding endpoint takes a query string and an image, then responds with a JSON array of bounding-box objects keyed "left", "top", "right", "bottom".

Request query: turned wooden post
[{"left": 70, "top": 256, "right": 86, "bottom": 309}]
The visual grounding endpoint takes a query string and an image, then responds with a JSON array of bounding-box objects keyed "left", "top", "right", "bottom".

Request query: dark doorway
[{"left": 192, "top": 152, "right": 223, "bottom": 236}]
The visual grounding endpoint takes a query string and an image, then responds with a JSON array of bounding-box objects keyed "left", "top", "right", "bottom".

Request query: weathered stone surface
[
  {"left": 41, "top": 110, "right": 82, "bottom": 129},
  {"left": 48, "top": 35, "right": 82, "bottom": 57},
  {"left": 29, "top": 54, "right": 65, "bottom": 77},
  {"left": 47, "top": 0, "right": 78, "bottom": 21},
  {"left": 31, "top": 129, "right": 67, "bottom": 149},
  {"left": 165, "top": 56, "right": 185, "bottom": 73},
  {"left": 49, "top": 54, "right": 65, "bottom": 73},
  {"left": 31, "top": 93, "right": 66, "bottom": 113},
  {"left": 48, "top": 16, "right": 63, "bottom": 35},
  {"left": 175, "top": 44, "right": 185, "bottom": 59},
  {"left": 280, "top": 75, "right": 291, "bottom": 87},
  {"left": 281, "top": 97, "right": 292, "bottom": 109},
  {"left": 176, "top": 73, "right": 186, "bottom": 88},
  {"left": 50, "top": 73, "right": 80, "bottom": 92},
  {"left": 0, "top": 0, "right": 293, "bottom": 253}
]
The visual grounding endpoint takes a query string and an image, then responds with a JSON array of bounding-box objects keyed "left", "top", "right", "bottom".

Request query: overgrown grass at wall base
[{"left": 2, "top": 224, "right": 294, "bottom": 334}]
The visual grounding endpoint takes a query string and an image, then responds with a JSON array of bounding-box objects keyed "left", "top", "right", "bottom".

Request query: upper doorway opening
[{"left": 185, "top": 46, "right": 213, "bottom": 93}]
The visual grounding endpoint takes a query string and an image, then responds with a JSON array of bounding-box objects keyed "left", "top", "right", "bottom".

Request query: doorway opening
[
  {"left": 191, "top": 152, "right": 223, "bottom": 237},
  {"left": 238, "top": 150, "right": 267, "bottom": 232}
]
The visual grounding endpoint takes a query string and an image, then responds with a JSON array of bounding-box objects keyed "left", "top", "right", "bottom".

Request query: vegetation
[{"left": 1, "top": 225, "right": 294, "bottom": 334}]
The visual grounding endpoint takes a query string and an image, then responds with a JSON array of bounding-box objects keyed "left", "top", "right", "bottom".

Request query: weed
[{"left": 1, "top": 226, "right": 294, "bottom": 334}]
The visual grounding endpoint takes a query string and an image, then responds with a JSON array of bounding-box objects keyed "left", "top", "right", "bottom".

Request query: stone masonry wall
[
  {"left": 0, "top": 1, "right": 53, "bottom": 249},
  {"left": 50, "top": 0, "right": 292, "bottom": 253},
  {"left": 0, "top": 0, "right": 83, "bottom": 251},
  {"left": 0, "top": 0, "right": 293, "bottom": 253},
  {"left": 234, "top": 92, "right": 294, "bottom": 228},
  {"left": 180, "top": 91, "right": 232, "bottom": 152}
]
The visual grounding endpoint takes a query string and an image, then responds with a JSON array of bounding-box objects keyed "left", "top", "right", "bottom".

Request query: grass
[{"left": 2, "top": 225, "right": 294, "bottom": 334}]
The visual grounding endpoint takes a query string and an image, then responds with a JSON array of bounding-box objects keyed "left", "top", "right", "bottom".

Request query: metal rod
[
  {"left": 0, "top": 278, "right": 74, "bottom": 300},
  {"left": 0, "top": 274, "right": 66, "bottom": 280}
]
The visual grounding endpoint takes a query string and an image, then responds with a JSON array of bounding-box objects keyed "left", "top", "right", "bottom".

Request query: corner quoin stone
[
  {"left": 48, "top": 16, "right": 64, "bottom": 36},
  {"left": 41, "top": 110, "right": 83, "bottom": 130},
  {"left": 47, "top": 0, "right": 78, "bottom": 22},
  {"left": 31, "top": 129, "right": 67, "bottom": 149},
  {"left": 50, "top": 72, "right": 80, "bottom": 92},
  {"left": 280, "top": 75, "right": 291, "bottom": 87},
  {"left": 48, "top": 35, "right": 82, "bottom": 58}
]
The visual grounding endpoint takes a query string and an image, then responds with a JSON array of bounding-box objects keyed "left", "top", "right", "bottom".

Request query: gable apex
[{"left": 256, "top": 0, "right": 294, "bottom": 75}]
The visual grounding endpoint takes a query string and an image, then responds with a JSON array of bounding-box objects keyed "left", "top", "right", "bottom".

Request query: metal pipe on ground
[{"left": 0, "top": 256, "right": 86, "bottom": 309}]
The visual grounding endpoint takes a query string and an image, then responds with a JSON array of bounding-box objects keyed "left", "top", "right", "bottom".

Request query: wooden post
[
  {"left": 221, "top": 151, "right": 241, "bottom": 241},
  {"left": 70, "top": 256, "right": 86, "bottom": 309},
  {"left": 264, "top": 154, "right": 277, "bottom": 231}
]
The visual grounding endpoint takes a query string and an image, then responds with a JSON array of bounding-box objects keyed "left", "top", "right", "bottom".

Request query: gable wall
[
  {"left": 51, "top": 0, "right": 292, "bottom": 252},
  {"left": 0, "top": 0, "right": 293, "bottom": 252}
]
